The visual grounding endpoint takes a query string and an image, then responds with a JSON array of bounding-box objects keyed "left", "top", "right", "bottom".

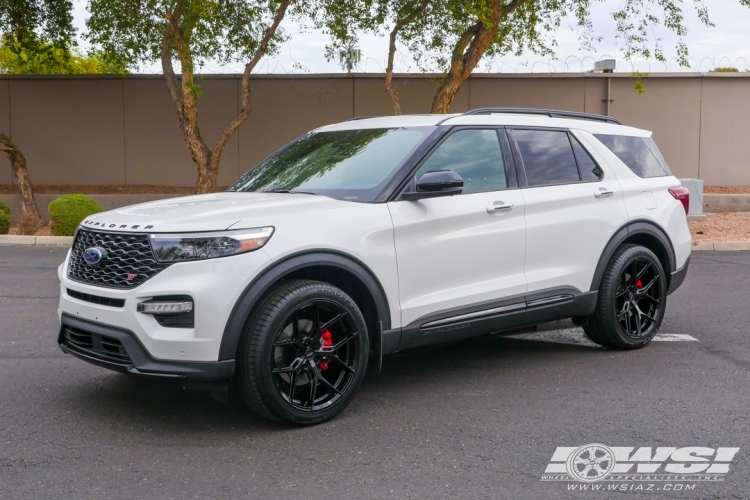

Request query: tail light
[{"left": 669, "top": 186, "right": 690, "bottom": 215}]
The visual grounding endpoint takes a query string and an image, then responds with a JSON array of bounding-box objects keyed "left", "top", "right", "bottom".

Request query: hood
[{"left": 80, "top": 192, "right": 349, "bottom": 233}]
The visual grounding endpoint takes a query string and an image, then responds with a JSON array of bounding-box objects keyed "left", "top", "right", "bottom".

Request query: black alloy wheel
[
  {"left": 614, "top": 257, "right": 663, "bottom": 339},
  {"left": 236, "top": 280, "right": 369, "bottom": 425},
  {"left": 584, "top": 245, "right": 667, "bottom": 349},
  {"left": 271, "top": 299, "right": 360, "bottom": 412}
]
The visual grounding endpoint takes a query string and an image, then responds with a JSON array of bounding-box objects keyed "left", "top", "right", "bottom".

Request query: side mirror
[{"left": 402, "top": 170, "right": 464, "bottom": 201}]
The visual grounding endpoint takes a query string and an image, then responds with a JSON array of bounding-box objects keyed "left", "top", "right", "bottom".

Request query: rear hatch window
[{"left": 594, "top": 134, "right": 671, "bottom": 178}]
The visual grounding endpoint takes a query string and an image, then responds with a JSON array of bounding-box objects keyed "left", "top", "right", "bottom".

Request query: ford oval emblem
[{"left": 83, "top": 247, "right": 107, "bottom": 266}]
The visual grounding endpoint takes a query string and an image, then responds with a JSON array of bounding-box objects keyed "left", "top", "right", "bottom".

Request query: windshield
[{"left": 228, "top": 127, "right": 429, "bottom": 202}]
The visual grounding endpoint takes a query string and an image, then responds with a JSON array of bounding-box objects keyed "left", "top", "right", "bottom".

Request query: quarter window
[
  {"left": 415, "top": 129, "right": 507, "bottom": 194},
  {"left": 571, "top": 137, "right": 603, "bottom": 181},
  {"left": 594, "top": 134, "right": 668, "bottom": 178},
  {"left": 513, "top": 130, "right": 580, "bottom": 187}
]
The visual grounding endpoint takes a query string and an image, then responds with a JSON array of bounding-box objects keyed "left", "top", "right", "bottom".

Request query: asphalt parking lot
[{"left": 1, "top": 246, "right": 749, "bottom": 499}]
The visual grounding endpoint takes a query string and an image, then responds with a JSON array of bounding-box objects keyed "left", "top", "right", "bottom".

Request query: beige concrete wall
[
  {"left": 0, "top": 80, "right": 11, "bottom": 185},
  {"left": 699, "top": 77, "right": 750, "bottom": 186},
  {"left": 469, "top": 75, "right": 586, "bottom": 111},
  {"left": 354, "top": 76, "right": 469, "bottom": 116},
  {"left": 610, "top": 77, "right": 703, "bottom": 179},
  {"left": 8, "top": 78, "right": 126, "bottom": 185},
  {"left": 0, "top": 73, "right": 749, "bottom": 189},
  {"left": 239, "top": 77, "right": 354, "bottom": 175}
]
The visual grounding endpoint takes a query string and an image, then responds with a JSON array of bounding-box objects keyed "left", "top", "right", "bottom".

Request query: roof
[{"left": 317, "top": 108, "right": 650, "bottom": 137}]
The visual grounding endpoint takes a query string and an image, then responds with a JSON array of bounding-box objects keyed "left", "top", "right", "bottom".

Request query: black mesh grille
[
  {"left": 68, "top": 228, "right": 170, "bottom": 289},
  {"left": 61, "top": 326, "right": 132, "bottom": 366}
]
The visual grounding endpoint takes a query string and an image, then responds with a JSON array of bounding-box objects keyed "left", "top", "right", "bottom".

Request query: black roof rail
[
  {"left": 462, "top": 107, "right": 622, "bottom": 125},
  {"left": 346, "top": 116, "right": 375, "bottom": 121}
]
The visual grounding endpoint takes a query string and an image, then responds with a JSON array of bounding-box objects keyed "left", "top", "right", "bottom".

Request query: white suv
[{"left": 57, "top": 108, "right": 692, "bottom": 425}]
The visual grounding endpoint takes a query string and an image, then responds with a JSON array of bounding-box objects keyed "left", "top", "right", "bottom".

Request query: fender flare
[
  {"left": 218, "top": 250, "right": 392, "bottom": 361},
  {"left": 590, "top": 220, "right": 677, "bottom": 292}
]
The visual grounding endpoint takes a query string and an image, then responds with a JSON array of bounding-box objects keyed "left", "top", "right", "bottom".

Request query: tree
[
  {"left": 321, "top": 0, "right": 750, "bottom": 114},
  {"left": 87, "top": 0, "right": 294, "bottom": 194},
  {"left": 0, "top": 37, "right": 127, "bottom": 73},
  {"left": 0, "top": 134, "right": 44, "bottom": 234},
  {"left": 0, "top": 0, "right": 77, "bottom": 73},
  {"left": 0, "top": 0, "right": 78, "bottom": 233}
]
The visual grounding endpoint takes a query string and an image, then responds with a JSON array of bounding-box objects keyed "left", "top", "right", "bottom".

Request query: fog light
[{"left": 137, "top": 301, "right": 193, "bottom": 314}]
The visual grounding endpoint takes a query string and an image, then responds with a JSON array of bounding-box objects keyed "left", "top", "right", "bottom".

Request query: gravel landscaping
[
  {"left": 689, "top": 212, "right": 750, "bottom": 242},
  {"left": 704, "top": 185, "right": 750, "bottom": 194}
]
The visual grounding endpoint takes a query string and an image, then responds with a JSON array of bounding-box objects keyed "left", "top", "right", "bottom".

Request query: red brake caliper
[{"left": 319, "top": 330, "right": 333, "bottom": 371}]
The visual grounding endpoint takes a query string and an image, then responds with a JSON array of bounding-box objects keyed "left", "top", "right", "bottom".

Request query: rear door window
[
  {"left": 594, "top": 134, "right": 669, "bottom": 178},
  {"left": 512, "top": 130, "right": 580, "bottom": 187}
]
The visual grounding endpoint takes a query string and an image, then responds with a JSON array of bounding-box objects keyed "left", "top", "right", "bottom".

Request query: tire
[
  {"left": 583, "top": 245, "right": 667, "bottom": 350},
  {"left": 236, "top": 280, "right": 369, "bottom": 425}
]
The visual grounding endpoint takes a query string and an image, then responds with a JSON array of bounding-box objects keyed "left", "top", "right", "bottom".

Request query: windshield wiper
[{"left": 265, "top": 189, "right": 318, "bottom": 195}]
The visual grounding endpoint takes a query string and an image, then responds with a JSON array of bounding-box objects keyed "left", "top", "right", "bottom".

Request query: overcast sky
[{"left": 72, "top": 1, "right": 750, "bottom": 74}]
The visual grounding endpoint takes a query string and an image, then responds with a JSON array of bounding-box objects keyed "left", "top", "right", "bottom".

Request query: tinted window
[
  {"left": 228, "top": 128, "right": 427, "bottom": 202},
  {"left": 415, "top": 129, "right": 506, "bottom": 194},
  {"left": 514, "top": 130, "right": 579, "bottom": 187},
  {"left": 571, "top": 137, "right": 603, "bottom": 181},
  {"left": 643, "top": 137, "right": 672, "bottom": 175},
  {"left": 594, "top": 134, "right": 668, "bottom": 178}
]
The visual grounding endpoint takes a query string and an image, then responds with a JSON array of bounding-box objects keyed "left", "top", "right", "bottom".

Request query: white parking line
[
  {"left": 651, "top": 333, "right": 699, "bottom": 342},
  {"left": 505, "top": 328, "right": 698, "bottom": 347}
]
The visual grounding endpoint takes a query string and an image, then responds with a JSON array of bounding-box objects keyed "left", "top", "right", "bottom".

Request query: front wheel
[
  {"left": 236, "top": 280, "right": 369, "bottom": 425},
  {"left": 584, "top": 245, "right": 667, "bottom": 350}
]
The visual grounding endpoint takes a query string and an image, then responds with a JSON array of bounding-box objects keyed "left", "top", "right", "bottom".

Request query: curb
[
  {"left": 0, "top": 235, "right": 73, "bottom": 247},
  {"left": 692, "top": 241, "right": 750, "bottom": 251}
]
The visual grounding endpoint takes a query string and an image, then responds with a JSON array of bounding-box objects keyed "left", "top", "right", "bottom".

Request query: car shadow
[{"left": 57, "top": 332, "right": 609, "bottom": 433}]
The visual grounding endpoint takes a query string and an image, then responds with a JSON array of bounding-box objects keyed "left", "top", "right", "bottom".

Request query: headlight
[{"left": 149, "top": 227, "right": 274, "bottom": 263}]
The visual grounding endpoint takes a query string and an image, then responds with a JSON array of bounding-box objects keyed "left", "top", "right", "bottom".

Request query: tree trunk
[
  {"left": 162, "top": 1, "right": 290, "bottom": 195},
  {"left": 430, "top": 0, "right": 523, "bottom": 114},
  {"left": 0, "top": 134, "right": 44, "bottom": 235},
  {"left": 385, "top": 1, "right": 431, "bottom": 115}
]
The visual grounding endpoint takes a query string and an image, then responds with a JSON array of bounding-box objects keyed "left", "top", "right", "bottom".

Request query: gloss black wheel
[
  {"left": 584, "top": 245, "right": 667, "bottom": 350},
  {"left": 271, "top": 299, "right": 360, "bottom": 412},
  {"left": 236, "top": 280, "right": 368, "bottom": 425},
  {"left": 614, "top": 256, "right": 663, "bottom": 339}
]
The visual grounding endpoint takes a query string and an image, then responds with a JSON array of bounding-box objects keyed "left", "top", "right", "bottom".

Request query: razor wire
[{"left": 132, "top": 49, "right": 750, "bottom": 75}]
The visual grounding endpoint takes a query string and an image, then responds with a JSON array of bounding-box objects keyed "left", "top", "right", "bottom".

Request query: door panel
[
  {"left": 521, "top": 182, "right": 627, "bottom": 293},
  {"left": 389, "top": 128, "right": 527, "bottom": 328},
  {"left": 510, "top": 128, "right": 628, "bottom": 294},
  {"left": 388, "top": 190, "right": 527, "bottom": 327}
]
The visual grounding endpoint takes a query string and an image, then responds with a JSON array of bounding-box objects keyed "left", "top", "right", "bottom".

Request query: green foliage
[
  {"left": 48, "top": 194, "right": 102, "bottom": 236},
  {"left": 85, "top": 0, "right": 291, "bottom": 70},
  {"left": 711, "top": 67, "right": 739, "bottom": 73},
  {"left": 632, "top": 71, "right": 648, "bottom": 94},
  {"left": 0, "top": 200, "right": 10, "bottom": 234},
  {"left": 0, "top": 211, "right": 9, "bottom": 235},
  {"left": 0, "top": 36, "right": 128, "bottom": 73},
  {"left": 316, "top": 0, "right": 743, "bottom": 75},
  {"left": 0, "top": 0, "right": 77, "bottom": 73}
]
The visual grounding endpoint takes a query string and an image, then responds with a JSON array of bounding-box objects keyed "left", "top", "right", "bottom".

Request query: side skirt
[{"left": 392, "top": 289, "right": 598, "bottom": 352}]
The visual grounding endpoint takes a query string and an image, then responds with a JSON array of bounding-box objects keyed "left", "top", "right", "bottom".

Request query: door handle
[
  {"left": 595, "top": 188, "right": 615, "bottom": 198},
  {"left": 487, "top": 201, "right": 514, "bottom": 213}
]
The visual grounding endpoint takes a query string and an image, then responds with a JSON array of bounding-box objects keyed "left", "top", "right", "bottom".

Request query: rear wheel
[
  {"left": 236, "top": 280, "right": 368, "bottom": 425},
  {"left": 584, "top": 245, "right": 667, "bottom": 349}
]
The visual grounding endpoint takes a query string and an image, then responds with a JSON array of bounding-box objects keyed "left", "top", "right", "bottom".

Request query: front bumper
[
  {"left": 58, "top": 247, "right": 271, "bottom": 362},
  {"left": 59, "top": 313, "right": 235, "bottom": 386}
]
